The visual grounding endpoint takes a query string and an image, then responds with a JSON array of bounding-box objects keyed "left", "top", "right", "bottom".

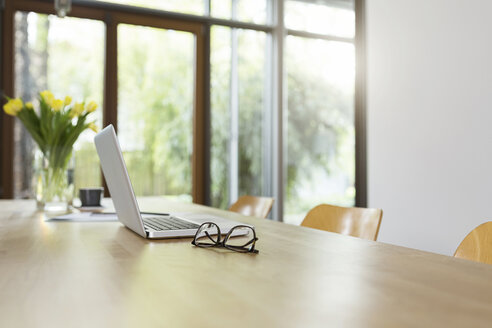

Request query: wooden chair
[
  {"left": 300, "top": 204, "right": 383, "bottom": 241},
  {"left": 229, "top": 196, "right": 274, "bottom": 219},
  {"left": 454, "top": 222, "right": 492, "bottom": 264}
]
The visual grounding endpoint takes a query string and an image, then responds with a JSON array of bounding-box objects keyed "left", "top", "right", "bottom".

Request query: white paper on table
[{"left": 49, "top": 212, "right": 119, "bottom": 222}]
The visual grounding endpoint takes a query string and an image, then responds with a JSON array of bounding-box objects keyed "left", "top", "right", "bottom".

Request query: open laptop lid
[{"left": 94, "top": 125, "right": 147, "bottom": 237}]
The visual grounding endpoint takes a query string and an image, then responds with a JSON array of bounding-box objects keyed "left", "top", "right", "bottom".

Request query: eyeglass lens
[
  {"left": 224, "top": 226, "right": 256, "bottom": 252},
  {"left": 194, "top": 223, "right": 220, "bottom": 246}
]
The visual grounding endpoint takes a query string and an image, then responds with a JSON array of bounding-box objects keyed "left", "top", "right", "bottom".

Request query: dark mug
[{"left": 79, "top": 188, "right": 104, "bottom": 207}]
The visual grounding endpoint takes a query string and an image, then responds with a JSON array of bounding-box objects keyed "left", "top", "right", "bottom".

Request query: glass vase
[{"left": 34, "top": 149, "right": 75, "bottom": 212}]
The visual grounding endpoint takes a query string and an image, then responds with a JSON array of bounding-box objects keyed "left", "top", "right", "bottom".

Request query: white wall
[{"left": 367, "top": 0, "right": 492, "bottom": 255}]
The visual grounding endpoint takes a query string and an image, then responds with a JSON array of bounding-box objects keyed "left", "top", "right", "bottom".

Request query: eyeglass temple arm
[{"left": 205, "top": 231, "right": 220, "bottom": 244}]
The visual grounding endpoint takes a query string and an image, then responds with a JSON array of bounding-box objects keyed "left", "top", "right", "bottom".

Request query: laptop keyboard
[{"left": 142, "top": 216, "right": 200, "bottom": 231}]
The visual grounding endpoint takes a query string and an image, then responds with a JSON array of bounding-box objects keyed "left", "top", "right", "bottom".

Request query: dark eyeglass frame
[{"left": 191, "top": 222, "right": 259, "bottom": 254}]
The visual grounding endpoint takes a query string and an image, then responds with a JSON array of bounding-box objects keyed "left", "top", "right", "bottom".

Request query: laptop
[{"left": 94, "top": 124, "right": 248, "bottom": 239}]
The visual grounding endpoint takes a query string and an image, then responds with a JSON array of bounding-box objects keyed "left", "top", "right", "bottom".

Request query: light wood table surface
[{"left": 1, "top": 198, "right": 492, "bottom": 327}]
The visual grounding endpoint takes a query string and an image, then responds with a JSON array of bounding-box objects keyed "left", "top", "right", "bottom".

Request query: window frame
[{"left": 0, "top": 0, "right": 367, "bottom": 220}]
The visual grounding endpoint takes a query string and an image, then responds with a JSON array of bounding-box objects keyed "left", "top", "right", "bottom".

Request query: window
[
  {"left": 210, "top": 26, "right": 267, "bottom": 208},
  {"left": 13, "top": 12, "right": 104, "bottom": 198},
  {"left": 117, "top": 24, "right": 195, "bottom": 201},
  {"left": 285, "top": 37, "right": 355, "bottom": 224},
  {"left": 285, "top": 0, "right": 355, "bottom": 37},
  {"left": 3, "top": 0, "right": 361, "bottom": 223},
  {"left": 211, "top": 0, "right": 268, "bottom": 24},
  {"left": 284, "top": 0, "right": 356, "bottom": 224},
  {"left": 92, "top": 0, "right": 205, "bottom": 15}
]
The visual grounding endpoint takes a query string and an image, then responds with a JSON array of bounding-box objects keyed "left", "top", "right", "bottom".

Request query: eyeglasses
[{"left": 191, "top": 222, "right": 259, "bottom": 254}]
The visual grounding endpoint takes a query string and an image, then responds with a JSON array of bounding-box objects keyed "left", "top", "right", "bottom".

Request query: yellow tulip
[
  {"left": 52, "top": 99, "right": 64, "bottom": 112},
  {"left": 74, "top": 102, "right": 84, "bottom": 114},
  {"left": 85, "top": 101, "right": 98, "bottom": 113},
  {"left": 68, "top": 103, "right": 80, "bottom": 118},
  {"left": 40, "top": 90, "right": 55, "bottom": 107},
  {"left": 40, "top": 90, "right": 52, "bottom": 99},
  {"left": 25, "top": 102, "right": 34, "bottom": 110},
  {"left": 70, "top": 102, "right": 84, "bottom": 118},
  {"left": 64, "top": 96, "right": 72, "bottom": 106},
  {"left": 3, "top": 98, "right": 23, "bottom": 116},
  {"left": 88, "top": 122, "right": 98, "bottom": 133}
]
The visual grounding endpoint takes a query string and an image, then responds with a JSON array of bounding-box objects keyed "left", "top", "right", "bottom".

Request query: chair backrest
[
  {"left": 229, "top": 196, "right": 274, "bottom": 219},
  {"left": 454, "top": 221, "right": 492, "bottom": 264},
  {"left": 300, "top": 204, "right": 383, "bottom": 241}
]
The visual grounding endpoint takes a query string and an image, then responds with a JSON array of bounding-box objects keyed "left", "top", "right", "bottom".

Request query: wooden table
[{"left": 1, "top": 198, "right": 492, "bottom": 327}]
